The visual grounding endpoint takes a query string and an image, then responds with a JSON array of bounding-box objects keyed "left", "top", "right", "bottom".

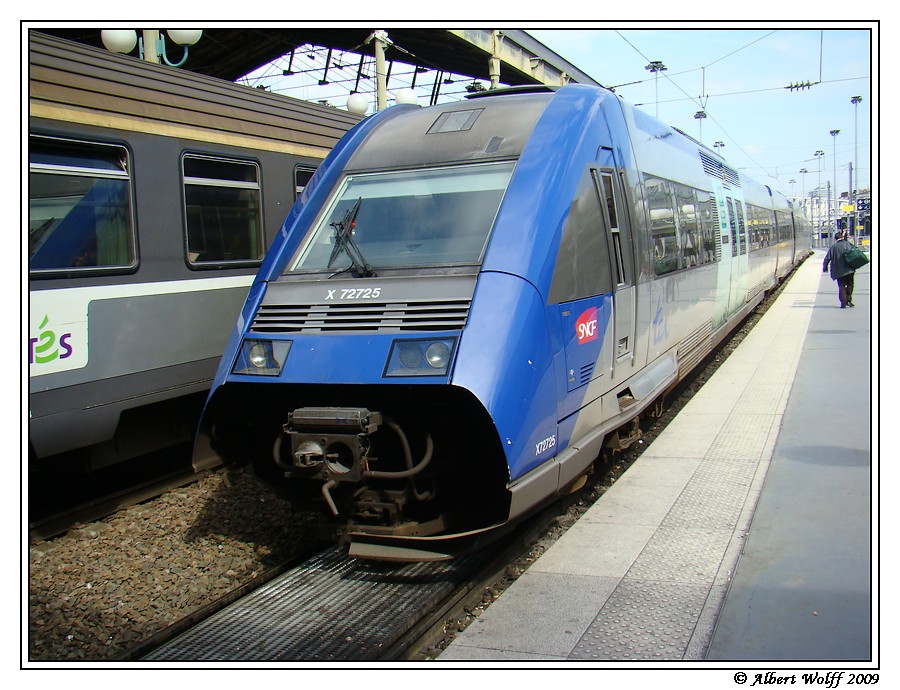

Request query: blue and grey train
[{"left": 194, "top": 83, "right": 811, "bottom": 560}]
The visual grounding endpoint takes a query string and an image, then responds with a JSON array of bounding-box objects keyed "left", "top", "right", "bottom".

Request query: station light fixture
[
  {"left": 101, "top": 29, "right": 202, "bottom": 68},
  {"left": 694, "top": 111, "right": 707, "bottom": 144},
  {"left": 851, "top": 96, "right": 863, "bottom": 237},
  {"left": 347, "top": 92, "right": 369, "bottom": 115},
  {"left": 394, "top": 88, "right": 419, "bottom": 105},
  {"left": 644, "top": 60, "right": 667, "bottom": 118}
]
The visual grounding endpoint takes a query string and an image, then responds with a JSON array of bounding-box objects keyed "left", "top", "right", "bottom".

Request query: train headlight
[
  {"left": 232, "top": 338, "right": 292, "bottom": 376},
  {"left": 398, "top": 342, "right": 424, "bottom": 369},
  {"left": 249, "top": 343, "right": 270, "bottom": 368},
  {"left": 384, "top": 337, "right": 457, "bottom": 377},
  {"left": 425, "top": 341, "right": 451, "bottom": 369}
]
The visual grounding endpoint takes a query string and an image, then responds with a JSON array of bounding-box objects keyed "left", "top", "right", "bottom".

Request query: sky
[
  {"left": 529, "top": 27, "right": 873, "bottom": 199},
  {"left": 242, "top": 25, "right": 874, "bottom": 204}
]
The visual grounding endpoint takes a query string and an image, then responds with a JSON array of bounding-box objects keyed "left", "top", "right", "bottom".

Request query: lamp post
[
  {"left": 370, "top": 30, "right": 390, "bottom": 112},
  {"left": 799, "top": 168, "right": 808, "bottom": 224},
  {"left": 693, "top": 111, "right": 707, "bottom": 144},
  {"left": 645, "top": 61, "right": 667, "bottom": 118},
  {"left": 814, "top": 150, "right": 825, "bottom": 244},
  {"left": 789, "top": 179, "right": 796, "bottom": 197},
  {"left": 851, "top": 96, "right": 863, "bottom": 239},
  {"left": 101, "top": 29, "right": 202, "bottom": 67},
  {"left": 713, "top": 141, "right": 725, "bottom": 155},
  {"left": 830, "top": 129, "right": 840, "bottom": 237}
]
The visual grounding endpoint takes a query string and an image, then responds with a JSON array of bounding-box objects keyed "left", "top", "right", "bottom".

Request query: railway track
[
  {"left": 28, "top": 443, "right": 202, "bottom": 541},
  {"left": 124, "top": 505, "right": 559, "bottom": 662}
]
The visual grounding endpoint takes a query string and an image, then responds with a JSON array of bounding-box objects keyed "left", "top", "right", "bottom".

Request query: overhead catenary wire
[
  {"left": 613, "top": 29, "right": 776, "bottom": 177},
  {"left": 234, "top": 30, "right": 868, "bottom": 191},
  {"left": 610, "top": 29, "right": 867, "bottom": 185}
]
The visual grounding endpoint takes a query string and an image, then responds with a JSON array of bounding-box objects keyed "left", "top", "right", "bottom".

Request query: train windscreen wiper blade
[{"left": 328, "top": 197, "right": 376, "bottom": 277}]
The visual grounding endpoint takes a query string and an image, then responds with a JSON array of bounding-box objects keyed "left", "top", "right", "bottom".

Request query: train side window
[
  {"left": 646, "top": 177, "right": 679, "bottom": 275},
  {"left": 696, "top": 191, "right": 718, "bottom": 263},
  {"left": 775, "top": 211, "right": 791, "bottom": 243},
  {"left": 727, "top": 198, "right": 740, "bottom": 251},
  {"left": 748, "top": 204, "right": 771, "bottom": 251},
  {"left": 183, "top": 154, "right": 263, "bottom": 267},
  {"left": 674, "top": 183, "right": 701, "bottom": 268},
  {"left": 763, "top": 207, "right": 775, "bottom": 246},
  {"left": 734, "top": 199, "right": 747, "bottom": 255},
  {"left": 29, "top": 136, "right": 136, "bottom": 275},
  {"left": 747, "top": 204, "right": 759, "bottom": 250},
  {"left": 295, "top": 166, "right": 315, "bottom": 199}
]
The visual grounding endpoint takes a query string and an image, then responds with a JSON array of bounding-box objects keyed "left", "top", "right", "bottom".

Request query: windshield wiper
[{"left": 327, "top": 197, "right": 376, "bottom": 277}]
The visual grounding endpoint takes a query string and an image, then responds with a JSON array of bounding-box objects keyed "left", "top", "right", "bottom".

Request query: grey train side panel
[{"left": 28, "top": 32, "right": 359, "bottom": 468}]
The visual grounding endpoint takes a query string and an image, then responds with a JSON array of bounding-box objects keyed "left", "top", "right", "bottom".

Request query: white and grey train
[{"left": 27, "top": 32, "right": 360, "bottom": 473}]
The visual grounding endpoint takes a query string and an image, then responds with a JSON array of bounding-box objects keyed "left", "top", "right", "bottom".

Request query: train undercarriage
[{"left": 198, "top": 383, "right": 513, "bottom": 560}]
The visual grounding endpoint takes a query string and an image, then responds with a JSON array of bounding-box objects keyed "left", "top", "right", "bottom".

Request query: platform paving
[{"left": 437, "top": 251, "right": 873, "bottom": 663}]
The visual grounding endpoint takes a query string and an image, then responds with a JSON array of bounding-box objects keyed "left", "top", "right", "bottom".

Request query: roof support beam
[{"left": 447, "top": 29, "right": 601, "bottom": 88}]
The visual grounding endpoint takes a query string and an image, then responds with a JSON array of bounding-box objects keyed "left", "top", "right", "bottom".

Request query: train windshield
[{"left": 290, "top": 162, "right": 515, "bottom": 274}]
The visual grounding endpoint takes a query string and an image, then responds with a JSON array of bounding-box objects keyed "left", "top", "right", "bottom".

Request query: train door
[
  {"left": 789, "top": 210, "right": 800, "bottom": 265},
  {"left": 549, "top": 150, "right": 635, "bottom": 420},
  {"left": 596, "top": 147, "right": 635, "bottom": 381},
  {"left": 712, "top": 182, "right": 748, "bottom": 326},
  {"left": 728, "top": 195, "right": 749, "bottom": 315},
  {"left": 725, "top": 197, "right": 741, "bottom": 315}
]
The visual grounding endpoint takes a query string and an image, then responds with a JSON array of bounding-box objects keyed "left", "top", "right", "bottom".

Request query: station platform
[{"left": 438, "top": 250, "right": 875, "bottom": 663}]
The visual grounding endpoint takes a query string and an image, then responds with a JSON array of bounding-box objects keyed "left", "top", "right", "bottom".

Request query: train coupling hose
[{"left": 321, "top": 480, "right": 339, "bottom": 517}]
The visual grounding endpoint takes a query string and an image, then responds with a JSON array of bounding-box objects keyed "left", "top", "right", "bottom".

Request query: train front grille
[{"left": 251, "top": 299, "right": 471, "bottom": 334}]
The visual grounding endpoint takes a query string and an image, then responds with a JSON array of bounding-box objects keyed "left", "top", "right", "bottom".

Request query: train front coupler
[
  {"left": 276, "top": 406, "right": 435, "bottom": 523},
  {"left": 276, "top": 407, "right": 382, "bottom": 513}
]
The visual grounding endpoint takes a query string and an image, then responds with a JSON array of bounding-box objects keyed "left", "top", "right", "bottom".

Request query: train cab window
[
  {"left": 29, "top": 136, "right": 136, "bottom": 275},
  {"left": 599, "top": 172, "right": 626, "bottom": 286},
  {"left": 549, "top": 167, "right": 613, "bottom": 303},
  {"left": 290, "top": 162, "right": 514, "bottom": 273},
  {"left": 183, "top": 154, "right": 263, "bottom": 267}
]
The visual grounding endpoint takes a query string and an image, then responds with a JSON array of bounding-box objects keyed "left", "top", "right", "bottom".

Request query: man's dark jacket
[{"left": 823, "top": 238, "right": 855, "bottom": 280}]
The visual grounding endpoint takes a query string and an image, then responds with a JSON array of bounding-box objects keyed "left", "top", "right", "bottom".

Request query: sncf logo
[{"left": 576, "top": 307, "right": 599, "bottom": 344}]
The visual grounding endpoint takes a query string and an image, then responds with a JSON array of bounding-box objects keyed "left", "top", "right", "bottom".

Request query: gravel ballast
[{"left": 28, "top": 466, "right": 319, "bottom": 661}]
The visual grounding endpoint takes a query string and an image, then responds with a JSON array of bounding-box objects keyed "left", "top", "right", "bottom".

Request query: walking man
[{"left": 823, "top": 229, "right": 856, "bottom": 308}]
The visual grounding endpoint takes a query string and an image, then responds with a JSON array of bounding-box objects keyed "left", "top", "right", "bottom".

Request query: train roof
[
  {"left": 343, "top": 90, "right": 553, "bottom": 171},
  {"left": 28, "top": 31, "right": 362, "bottom": 160}
]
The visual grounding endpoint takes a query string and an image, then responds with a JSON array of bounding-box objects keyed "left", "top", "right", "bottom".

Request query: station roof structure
[{"left": 35, "top": 28, "right": 603, "bottom": 92}]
